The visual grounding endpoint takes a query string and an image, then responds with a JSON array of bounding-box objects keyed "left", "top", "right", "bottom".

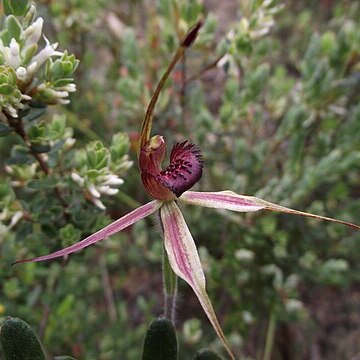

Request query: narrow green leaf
[
  {"left": 9, "top": 0, "right": 29, "bottom": 16},
  {"left": 3, "top": 0, "right": 13, "bottom": 15},
  {"left": 31, "top": 144, "right": 51, "bottom": 153},
  {"left": 6, "top": 15, "right": 22, "bottom": 41},
  {"left": 53, "top": 78, "right": 74, "bottom": 87},
  {"left": 23, "top": 107, "right": 47, "bottom": 121},
  {"left": 0, "top": 29, "right": 11, "bottom": 46}
]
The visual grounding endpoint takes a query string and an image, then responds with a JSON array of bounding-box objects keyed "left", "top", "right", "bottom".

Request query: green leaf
[
  {"left": 53, "top": 357, "right": 77, "bottom": 360},
  {"left": 3, "top": 0, "right": 13, "bottom": 15},
  {"left": 0, "top": 123, "right": 14, "bottom": 137},
  {"left": 53, "top": 78, "right": 74, "bottom": 87},
  {"left": 31, "top": 144, "right": 51, "bottom": 153},
  {"left": 23, "top": 107, "right": 47, "bottom": 121},
  {"left": 6, "top": 15, "right": 22, "bottom": 41},
  {"left": 142, "top": 317, "right": 178, "bottom": 360},
  {"left": 0, "top": 29, "right": 11, "bottom": 46},
  {"left": 0, "top": 84, "right": 14, "bottom": 95},
  {"left": 22, "top": 44, "right": 38, "bottom": 65},
  {"left": 9, "top": 0, "right": 29, "bottom": 16},
  {"left": 0, "top": 317, "right": 46, "bottom": 360}
]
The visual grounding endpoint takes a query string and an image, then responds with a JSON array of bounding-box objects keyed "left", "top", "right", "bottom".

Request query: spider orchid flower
[{"left": 15, "top": 22, "right": 360, "bottom": 360}]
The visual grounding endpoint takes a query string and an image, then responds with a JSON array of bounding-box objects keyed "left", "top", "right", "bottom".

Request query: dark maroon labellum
[{"left": 139, "top": 138, "right": 203, "bottom": 200}]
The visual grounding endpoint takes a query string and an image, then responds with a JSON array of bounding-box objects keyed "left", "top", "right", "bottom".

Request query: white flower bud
[
  {"left": 88, "top": 184, "right": 101, "bottom": 198},
  {"left": 16, "top": 66, "right": 27, "bottom": 81},
  {"left": 57, "top": 99, "right": 70, "bottom": 105},
  {"left": 71, "top": 172, "right": 85, "bottom": 186},
  {"left": 5, "top": 104, "right": 18, "bottom": 118},
  {"left": 59, "top": 83, "right": 76, "bottom": 92},
  {"left": 92, "top": 197, "right": 106, "bottom": 210},
  {"left": 6, "top": 38, "right": 21, "bottom": 68},
  {"left": 22, "top": 17, "right": 44, "bottom": 47},
  {"left": 102, "top": 174, "right": 124, "bottom": 186},
  {"left": 98, "top": 186, "right": 119, "bottom": 195},
  {"left": 53, "top": 90, "right": 69, "bottom": 98}
]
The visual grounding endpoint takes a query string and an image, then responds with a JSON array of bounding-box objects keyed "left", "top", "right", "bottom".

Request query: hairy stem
[{"left": 162, "top": 243, "right": 178, "bottom": 322}]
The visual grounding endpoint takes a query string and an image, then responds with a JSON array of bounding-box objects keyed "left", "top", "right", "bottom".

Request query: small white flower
[
  {"left": 101, "top": 174, "right": 124, "bottom": 186},
  {"left": 31, "top": 37, "right": 62, "bottom": 71},
  {"left": 92, "top": 197, "right": 106, "bottom": 210},
  {"left": 21, "top": 94, "right": 32, "bottom": 101},
  {"left": 57, "top": 99, "right": 70, "bottom": 105},
  {"left": 88, "top": 183, "right": 101, "bottom": 198},
  {"left": 71, "top": 172, "right": 85, "bottom": 186},
  {"left": 5, "top": 38, "right": 21, "bottom": 69},
  {"left": 5, "top": 104, "right": 18, "bottom": 118},
  {"left": 59, "top": 83, "right": 76, "bottom": 92},
  {"left": 22, "top": 17, "right": 44, "bottom": 47},
  {"left": 98, "top": 186, "right": 119, "bottom": 195},
  {"left": 53, "top": 90, "right": 69, "bottom": 98}
]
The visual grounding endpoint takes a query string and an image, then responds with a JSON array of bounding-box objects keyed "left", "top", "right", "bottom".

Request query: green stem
[
  {"left": 263, "top": 310, "right": 276, "bottom": 360},
  {"left": 162, "top": 244, "right": 178, "bottom": 322},
  {"left": 116, "top": 189, "right": 142, "bottom": 209}
]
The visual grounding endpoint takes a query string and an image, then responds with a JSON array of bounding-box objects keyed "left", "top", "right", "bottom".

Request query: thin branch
[
  {"left": 186, "top": 54, "right": 224, "bottom": 84},
  {"left": 6, "top": 114, "right": 69, "bottom": 215}
]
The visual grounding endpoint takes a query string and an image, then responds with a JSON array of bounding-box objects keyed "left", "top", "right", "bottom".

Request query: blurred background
[{"left": 0, "top": 0, "right": 360, "bottom": 359}]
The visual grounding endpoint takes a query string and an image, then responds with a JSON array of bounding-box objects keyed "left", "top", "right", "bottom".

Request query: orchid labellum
[{"left": 15, "top": 22, "right": 360, "bottom": 360}]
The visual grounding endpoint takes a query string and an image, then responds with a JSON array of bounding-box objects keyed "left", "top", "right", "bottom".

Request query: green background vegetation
[{"left": 1, "top": 0, "right": 359, "bottom": 359}]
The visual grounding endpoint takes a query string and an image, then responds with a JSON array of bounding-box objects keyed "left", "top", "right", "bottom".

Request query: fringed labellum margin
[{"left": 139, "top": 136, "right": 203, "bottom": 200}]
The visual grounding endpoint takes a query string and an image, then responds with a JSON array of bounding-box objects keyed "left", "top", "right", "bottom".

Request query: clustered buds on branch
[{"left": 0, "top": 0, "right": 78, "bottom": 118}]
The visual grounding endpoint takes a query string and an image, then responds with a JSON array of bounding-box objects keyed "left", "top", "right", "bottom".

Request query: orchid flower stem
[
  {"left": 139, "top": 20, "right": 203, "bottom": 149},
  {"left": 116, "top": 190, "right": 142, "bottom": 209},
  {"left": 140, "top": 47, "right": 184, "bottom": 148},
  {"left": 263, "top": 310, "right": 276, "bottom": 360},
  {"left": 162, "top": 244, "right": 178, "bottom": 322}
]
